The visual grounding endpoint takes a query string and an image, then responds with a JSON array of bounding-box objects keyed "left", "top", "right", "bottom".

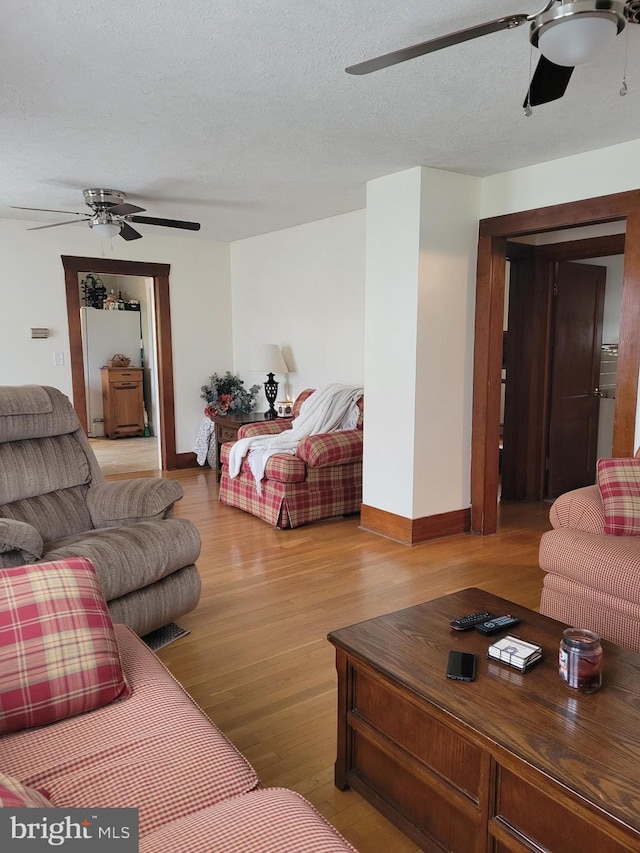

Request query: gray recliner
[{"left": 0, "top": 384, "right": 201, "bottom": 636}]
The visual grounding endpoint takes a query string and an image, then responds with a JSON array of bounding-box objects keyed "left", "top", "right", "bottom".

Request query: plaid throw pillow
[
  {"left": 0, "top": 557, "right": 131, "bottom": 735},
  {"left": 0, "top": 772, "right": 53, "bottom": 808},
  {"left": 597, "top": 458, "right": 640, "bottom": 536}
]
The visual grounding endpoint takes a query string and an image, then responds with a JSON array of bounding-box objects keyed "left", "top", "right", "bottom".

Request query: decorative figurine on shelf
[
  {"left": 201, "top": 371, "right": 260, "bottom": 417},
  {"left": 80, "top": 273, "right": 107, "bottom": 309}
]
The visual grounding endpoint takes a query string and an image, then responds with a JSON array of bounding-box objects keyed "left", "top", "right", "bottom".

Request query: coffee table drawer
[
  {"left": 352, "top": 731, "right": 480, "bottom": 853},
  {"left": 494, "top": 767, "right": 635, "bottom": 853},
  {"left": 353, "top": 666, "right": 482, "bottom": 800}
]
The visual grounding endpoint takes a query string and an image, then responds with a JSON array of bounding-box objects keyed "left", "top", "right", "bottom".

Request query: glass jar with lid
[{"left": 559, "top": 628, "right": 603, "bottom": 693}]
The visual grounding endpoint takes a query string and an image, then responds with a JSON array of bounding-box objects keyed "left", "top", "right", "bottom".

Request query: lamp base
[{"left": 264, "top": 373, "right": 278, "bottom": 420}]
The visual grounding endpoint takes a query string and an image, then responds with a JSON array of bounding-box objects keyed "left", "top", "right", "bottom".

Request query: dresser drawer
[
  {"left": 218, "top": 425, "right": 239, "bottom": 443},
  {"left": 106, "top": 368, "right": 142, "bottom": 384}
]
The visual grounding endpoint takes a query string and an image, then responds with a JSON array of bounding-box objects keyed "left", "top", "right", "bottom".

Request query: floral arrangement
[{"left": 201, "top": 371, "right": 260, "bottom": 417}]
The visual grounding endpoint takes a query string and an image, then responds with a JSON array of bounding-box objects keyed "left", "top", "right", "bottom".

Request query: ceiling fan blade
[
  {"left": 119, "top": 222, "right": 143, "bottom": 241},
  {"left": 27, "top": 218, "right": 91, "bottom": 231},
  {"left": 129, "top": 215, "right": 201, "bottom": 231},
  {"left": 345, "top": 15, "right": 528, "bottom": 75},
  {"left": 107, "top": 202, "right": 146, "bottom": 216},
  {"left": 12, "top": 206, "right": 86, "bottom": 216},
  {"left": 524, "top": 55, "right": 574, "bottom": 108}
]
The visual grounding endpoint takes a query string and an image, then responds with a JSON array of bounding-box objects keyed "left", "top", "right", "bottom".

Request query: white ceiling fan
[
  {"left": 12, "top": 188, "right": 201, "bottom": 241},
  {"left": 346, "top": 0, "right": 640, "bottom": 108}
]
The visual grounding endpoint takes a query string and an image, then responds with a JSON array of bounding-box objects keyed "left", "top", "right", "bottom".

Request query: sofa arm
[
  {"left": 237, "top": 421, "right": 291, "bottom": 440},
  {"left": 0, "top": 518, "right": 43, "bottom": 564},
  {"left": 549, "top": 485, "right": 605, "bottom": 534},
  {"left": 297, "top": 430, "right": 363, "bottom": 468},
  {"left": 86, "top": 478, "right": 184, "bottom": 528}
]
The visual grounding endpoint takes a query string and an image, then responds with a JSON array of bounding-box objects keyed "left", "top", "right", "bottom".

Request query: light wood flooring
[
  {"left": 90, "top": 436, "right": 159, "bottom": 475},
  {"left": 115, "top": 467, "right": 552, "bottom": 853}
]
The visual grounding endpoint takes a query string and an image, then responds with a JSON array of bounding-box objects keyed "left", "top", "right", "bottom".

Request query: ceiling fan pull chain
[
  {"left": 620, "top": 23, "right": 629, "bottom": 96},
  {"left": 524, "top": 43, "right": 534, "bottom": 116}
]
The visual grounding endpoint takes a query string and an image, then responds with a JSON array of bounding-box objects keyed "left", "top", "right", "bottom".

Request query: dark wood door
[{"left": 546, "top": 261, "right": 605, "bottom": 498}]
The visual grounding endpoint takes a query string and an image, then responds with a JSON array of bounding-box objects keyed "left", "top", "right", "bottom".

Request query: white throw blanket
[{"left": 228, "top": 383, "right": 364, "bottom": 494}]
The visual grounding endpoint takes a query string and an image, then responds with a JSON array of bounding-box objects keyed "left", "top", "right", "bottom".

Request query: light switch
[{"left": 53, "top": 352, "right": 64, "bottom": 366}]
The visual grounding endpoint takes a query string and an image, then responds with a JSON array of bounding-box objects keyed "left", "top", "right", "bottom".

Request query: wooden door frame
[
  {"left": 472, "top": 190, "right": 640, "bottom": 534},
  {"left": 62, "top": 255, "right": 178, "bottom": 470}
]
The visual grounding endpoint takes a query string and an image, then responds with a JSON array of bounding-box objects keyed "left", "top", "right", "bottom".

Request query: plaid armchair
[{"left": 218, "top": 389, "right": 363, "bottom": 528}]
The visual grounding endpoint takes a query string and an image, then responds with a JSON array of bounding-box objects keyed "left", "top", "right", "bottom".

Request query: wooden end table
[
  {"left": 209, "top": 412, "right": 267, "bottom": 481},
  {"left": 328, "top": 588, "right": 640, "bottom": 853}
]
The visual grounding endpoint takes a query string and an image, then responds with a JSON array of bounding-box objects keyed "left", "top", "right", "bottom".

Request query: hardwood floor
[
  {"left": 90, "top": 436, "right": 159, "bottom": 475},
  {"left": 130, "top": 468, "right": 552, "bottom": 852}
]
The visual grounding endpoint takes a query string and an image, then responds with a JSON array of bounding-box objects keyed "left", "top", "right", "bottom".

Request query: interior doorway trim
[
  {"left": 62, "top": 255, "right": 178, "bottom": 470},
  {"left": 472, "top": 189, "right": 640, "bottom": 535}
]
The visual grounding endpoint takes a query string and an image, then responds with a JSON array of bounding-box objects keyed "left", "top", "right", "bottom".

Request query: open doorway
[
  {"left": 471, "top": 190, "right": 640, "bottom": 535},
  {"left": 78, "top": 270, "right": 161, "bottom": 474},
  {"left": 62, "top": 255, "right": 180, "bottom": 471},
  {"left": 501, "top": 230, "right": 624, "bottom": 502}
]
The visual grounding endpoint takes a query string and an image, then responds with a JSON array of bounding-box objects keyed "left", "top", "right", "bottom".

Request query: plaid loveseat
[{"left": 218, "top": 389, "right": 363, "bottom": 528}]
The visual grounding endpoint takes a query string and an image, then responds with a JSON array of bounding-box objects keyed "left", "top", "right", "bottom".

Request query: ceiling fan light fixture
[
  {"left": 539, "top": 14, "right": 620, "bottom": 65},
  {"left": 531, "top": 1, "right": 626, "bottom": 67},
  {"left": 91, "top": 219, "right": 121, "bottom": 239}
]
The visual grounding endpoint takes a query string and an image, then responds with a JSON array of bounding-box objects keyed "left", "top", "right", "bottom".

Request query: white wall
[
  {"left": 363, "top": 169, "right": 422, "bottom": 518},
  {"left": 481, "top": 138, "right": 640, "bottom": 218},
  {"left": 363, "top": 167, "right": 481, "bottom": 520},
  {"left": 0, "top": 218, "right": 232, "bottom": 454},
  {"left": 229, "top": 210, "right": 366, "bottom": 408}
]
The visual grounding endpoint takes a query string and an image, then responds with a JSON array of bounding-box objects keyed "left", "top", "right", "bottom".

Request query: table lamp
[{"left": 258, "top": 344, "right": 289, "bottom": 419}]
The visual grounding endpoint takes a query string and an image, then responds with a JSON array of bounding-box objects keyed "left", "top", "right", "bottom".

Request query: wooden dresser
[{"left": 100, "top": 367, "right": 144, "bottom": 438}]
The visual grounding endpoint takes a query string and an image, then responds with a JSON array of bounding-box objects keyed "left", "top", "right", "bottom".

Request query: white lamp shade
[
  {"left": 92, "top": 220, "right": 121, "bottom": 238},
  {"left": 258, "top": 344, "right": 289, "bottom": 374},
  {"left": 538, "top": 15, "right": 619, "bottom": 66}
]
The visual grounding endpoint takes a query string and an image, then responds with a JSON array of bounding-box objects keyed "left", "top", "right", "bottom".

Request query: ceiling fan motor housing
[{"left": 83, "top": 188, "right": 127, "bottom": 210}]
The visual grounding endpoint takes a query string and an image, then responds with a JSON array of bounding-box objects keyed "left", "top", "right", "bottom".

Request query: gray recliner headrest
[{"left": 0, "top": 386, "right": 80, "bottom": 443}]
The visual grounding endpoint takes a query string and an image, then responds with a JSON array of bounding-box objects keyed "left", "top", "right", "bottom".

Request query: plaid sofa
[
  {"left": 219, "top": 389, "right": 364, "bottom": 528},
  {"left": 539, "top": 483, "right": 640, "bottom": 653},
  {"left": 1, "top": 615, "right": 359, "bottom": 852}
]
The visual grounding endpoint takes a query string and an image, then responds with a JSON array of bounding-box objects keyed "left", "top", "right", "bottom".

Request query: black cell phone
[{"left": 446, "top": 650, "right": 476, "bottom": 682}]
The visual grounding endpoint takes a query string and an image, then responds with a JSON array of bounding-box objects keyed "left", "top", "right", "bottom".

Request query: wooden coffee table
[{"left": 328, "top": 588, "right": 640, "bottom": 853}]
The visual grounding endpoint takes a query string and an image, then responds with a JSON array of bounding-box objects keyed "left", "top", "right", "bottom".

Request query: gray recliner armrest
[
  {"left": 86, "top": 478, "right": 184, "bottom": 528},
  {"left": 0, "top": 518, "right": 43, "bottom": 563}
]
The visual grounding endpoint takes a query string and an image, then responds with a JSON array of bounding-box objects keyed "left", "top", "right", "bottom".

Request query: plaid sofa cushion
[
  {"left": 0, "top": 556, "right": 131, "bottom": 734},
  {"left": 597, "top": 458, "right": 640, "bottom": 535},
  {"left": 0, "top": 772, "right": 53, "bottom": 808},
  {"left": 139, "top": 787, "right": 359, "bottom": 853},
  {"left": 0, "top": 625, "right": 260, "bottom": 836}
]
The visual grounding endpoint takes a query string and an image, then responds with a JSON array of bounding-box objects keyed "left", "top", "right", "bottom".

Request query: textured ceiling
[{"left": 2, "top": 1, "right": 639, "bottom": 242}]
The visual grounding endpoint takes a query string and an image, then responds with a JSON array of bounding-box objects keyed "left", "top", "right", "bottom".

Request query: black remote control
[
  {"left": 450, "top": 611, "right": 495, "bottom": 631},
  {"left": 475, "top": 615, "right": 521, "bottom": 636}
]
